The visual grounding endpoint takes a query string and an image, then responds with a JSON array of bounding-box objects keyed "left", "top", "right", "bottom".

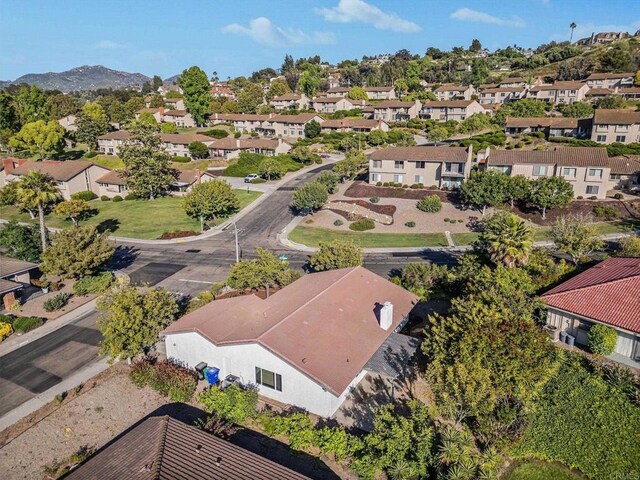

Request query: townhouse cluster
[{"left": 368, "top": 145, "right": 640, "bottom": 199}]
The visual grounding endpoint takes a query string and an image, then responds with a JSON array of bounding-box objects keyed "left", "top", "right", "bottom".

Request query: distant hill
[
  {"left": 163, "top": 74, "right": 181, "bottom": 84},
  {"left": 3, "top": 65, "right": 150, "bottom": 92}
]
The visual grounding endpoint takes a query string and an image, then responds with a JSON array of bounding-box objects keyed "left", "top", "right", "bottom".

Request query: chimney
[
  {"left": 194, "top": 169, "right": 201, "bottom": 184},
  {"left": 236, "top": 139, "right": 241, "bottom": 148},
  {"left": 269, "top": 113, "right": 275, "bottom": 118},
  {"left": 379, "top": 302, "right": 393, "bottom": 330},
  {"left": 159, "top": 107, "right": 164, "bottom": 115}
]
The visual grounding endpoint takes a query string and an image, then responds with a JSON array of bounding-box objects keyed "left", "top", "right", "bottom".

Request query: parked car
[
  {"left": 244, "top": 173, "right": 261, "bottom": 183},
  {"left": 320, "top": 154, "right": 330, "bottom": 159}
]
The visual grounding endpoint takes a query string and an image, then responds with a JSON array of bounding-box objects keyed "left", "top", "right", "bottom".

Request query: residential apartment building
[
  {"left": 135, "top": 107, "right": 164, "bottom": 123},
  {"left": 585, "top": 72, "right": 636, "bottom": 90},
  {"left": 164, "top": 98, "right": 185, "bottom": 110},
  {"left": 528, "top": 82, "right": 589, "bottom": 104},
  {"left": 311, "top": 96, "right": 354, "bottom": 113},
  {"left": 497, "top": 77, "right": 539, "bottom": 88},
  {"left": 325, "top": 87, "right": 350, "bottom": 97},
  {"left": 270, "top": 93, "right": 310, "bottom": 110},
  {"left": 210, "top": 114, "right": 270, "bottom": 133},
  {"left": 162, "top": 110, "right": 195, "bottom": 128},
  {"left": 161, "top": 133, "right": 215, "bottom": 157},
  {"left": 478, "top": 87, "right": 527, "bottom": 105},
  {"left": 420, "top": 100, "right": 487, "bottom": 122},
  {"left": 98, "top": 130, "right": 131, "bottom": 155},
  {"left": 368, "top": 146, "right": 473, "bottom": 188},
  {"left": 504, "top": 117, "right": 592, "bottom": 139},
  {"left": 96, "top": 169, "right": 218, "bottom": 198},
  {"left": 576, "top": 31, "right": 631, "bottom": 46},
  {"left": 607, "top": 154, "right": 640, "bottom": 191},
  {"left": 208, "top": 138, "right": 292, "bottom": 160},
  {"left": 485, "top": 147, "right": 610, "bottom": 199},
  {"left": 258, "top": 113, "right": 324, "bottom": 139},
  {"left": 591, "top": 109, "right": 640, "bottom": 144},
  {"left": 364, "top": 86, "right": 396, "bottom": 100},
  {"left": 619, "top": 87, "right": 640, "bottom": 101},
  {"left": 58, "top": 114, "right": 77, "bottom": 132},
  {"left": 320, "top": 118, "right": 389, "bottom": 134},
  {"left": 372, "top": 100, "right": 422, "bottom": 121},
  {"left": 434, "top": 84, "right": 476, "bottom": 101}
]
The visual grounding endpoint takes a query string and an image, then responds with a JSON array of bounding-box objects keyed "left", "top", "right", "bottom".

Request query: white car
[{"left": 244, "top": 173, "right": 260, "bottom": 183}]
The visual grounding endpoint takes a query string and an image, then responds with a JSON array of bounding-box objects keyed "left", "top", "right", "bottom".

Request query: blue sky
[{"left": 1, "top": 0, "right": 639, "bottom": 80}]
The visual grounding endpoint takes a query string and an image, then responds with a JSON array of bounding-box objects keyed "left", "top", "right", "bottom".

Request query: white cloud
[
  {"left": 450, "top": 8, "right": 525, "bottom": 28},
  {"left": 222, "top": 17, "right": 336, "bottom": 46},
  {"left": 551, "top": 20, "right": 640, "bottom": 41},
  {"left": 315, "top": 0, "right": 421, "bottom": 33},
  {"left": 94, "top": 40, "right": 123, "bottom": 49}
]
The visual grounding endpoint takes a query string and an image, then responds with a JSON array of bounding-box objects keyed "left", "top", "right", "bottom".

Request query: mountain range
[{"left": 0, "top": 65, "right": 153, "bottom": 92}]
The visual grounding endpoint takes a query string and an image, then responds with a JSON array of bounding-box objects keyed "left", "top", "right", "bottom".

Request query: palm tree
[
  {"left": 16, "top": 170, "right": 61, "bottom": 251},
  {"left": 481, "top": 212, "right": 533, "bottom": 268},
  {"left": 570, "top": 22, "right": 577, "bottom": 42}
]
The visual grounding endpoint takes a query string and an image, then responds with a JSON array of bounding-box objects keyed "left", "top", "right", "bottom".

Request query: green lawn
[
  {"left": 450, "top": 232, "right": 480, "bottom": 246},
  {"left": 504, "top": 461, "right": 585, "bottom": 480},
  {"left": 92, "top": 155, "right": 125, "bottom": 169},
  {"left": 289, "top": 226, "right": 448, "bottom": 248},
  {"left": 0, "top": 190, "right": 261, "bottom": 239}
]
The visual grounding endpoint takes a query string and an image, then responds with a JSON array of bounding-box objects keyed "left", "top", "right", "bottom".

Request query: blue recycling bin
[
  {"left": 204, "top": 367, "right": 220, "bottom": 385},
  {"left": 566, "top": 335, "right": 575, "bottom": 347},
  {"left": 559, "top": 331, "right": 567, "bottom": 343}
]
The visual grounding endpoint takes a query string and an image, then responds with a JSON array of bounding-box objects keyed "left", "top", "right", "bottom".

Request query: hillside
[{"left": 4, "top": 65, "right": 150, "bottom": 92}]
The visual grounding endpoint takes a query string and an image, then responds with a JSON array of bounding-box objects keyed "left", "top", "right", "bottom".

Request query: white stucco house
[{"left": 162, "top": 267, "right": 419, "bottom": 418}]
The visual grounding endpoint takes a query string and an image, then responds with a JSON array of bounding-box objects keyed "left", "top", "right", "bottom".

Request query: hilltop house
[
  {"left": 96, "top": 169, "right": 217, "bottom": 198},
  {"left": 210, "top": 114, "right": 270, "bottom": 133},
  {"left": 420, "top": 100, "right": 487, "bottom": 122},
  {"left": 325, "top": 87, "right": 350, "bottom": 97},
  {"left": 368, "top": 146, "right": 473, "bottom": 188},
  {"left": 160, "top": 133, "right": 215, "bottom": 157},
  {"left": 0, "top": 256, "right": 38, "bottom": 310},
  {"left": 97, "top": 130, "right": 131, "bottom": 155},
  {"left": 162, "top": 110, "right": 195, "bottom": 128},
  {"left": 542, "top": 257, "right": 639, "bottom": 365},
  {"left": 608, "top": 154, "right": 640, "bottom": 191},
  {"left": 162, "top": 267, "right": 418, "bottom": 418},
  {"left": 485, "top": 147, "right": 610, "bottom": 199},
  {"left": 58, "top": 114, "right": 77, "bottom": 132},
  {"left": 591, "top": 109, "right": 640, "bottom": 144}
]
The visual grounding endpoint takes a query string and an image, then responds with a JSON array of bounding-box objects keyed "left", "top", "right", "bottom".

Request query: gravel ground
[{"left": 0, "top": 364, "right": 167, "bottom": 480}]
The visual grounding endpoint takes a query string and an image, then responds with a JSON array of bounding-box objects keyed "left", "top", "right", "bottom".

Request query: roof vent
[{"left": 379, "top": 301, "right": 393, "bottom": 330}]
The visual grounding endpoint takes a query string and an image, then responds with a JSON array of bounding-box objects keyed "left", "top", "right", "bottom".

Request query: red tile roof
[
  {"left": 9, "top": 160, "right": 106, "bottom": 182},
  {"left": 162, "top": 267, "right": 418, "bottom": 396},
  {"left": 541, "top": 257, "right": 640, "bottom": 333},
  {"left": 370, "top": 146, "right": 469, "bottom": 162},
  {"left": 486, "top": 147, "right": 609, "bottom": 167}
]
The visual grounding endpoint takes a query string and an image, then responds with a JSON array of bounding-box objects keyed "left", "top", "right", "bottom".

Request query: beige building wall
[
  {"left": 591, "top": 123, "right": 640, "bottom": 144},
  {"left": 369, "top": 158, "right": 470, "bottom": 187}
]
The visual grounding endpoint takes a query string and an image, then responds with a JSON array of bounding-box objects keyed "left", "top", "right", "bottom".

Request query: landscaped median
[
  {"left": 289, "top": 225, "right": 448, "bottom": 248},
  {"left": 0, "top": 191, "right": 262, "bottom": 240}
]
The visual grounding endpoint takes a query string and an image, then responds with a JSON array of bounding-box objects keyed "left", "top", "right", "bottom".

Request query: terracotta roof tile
[
  {"left": 370, "top": 146, "right": 469, "bottom": 162},
  {"left": 0, "top": 255, "right": 37, "bottom": 278},
  {"left": 272, "top": 93, "right": 303, "bottom": 101},
  {"left": 9, "top": 160, "right": 105, "bottom": 182},
  {"left": 586, "top": 72, "right": 636, "bottom": 80},
  {"left": 593, "top": 109, "right": 640, "bottom": 125},
  {"left": 505, "top": 116, "right": 582, "bottom": 128},
  {"left": 98, "top": 130, "right": 131, "bottom": 141},
  {"left": 607, "top": 155, "right": 640, "bottom": 174},
  {"left": 423, "top": 100, "right": 476, "bottom": 108},
  {"left": 486, "top": 147, "right": 609, "bottom": 167}
]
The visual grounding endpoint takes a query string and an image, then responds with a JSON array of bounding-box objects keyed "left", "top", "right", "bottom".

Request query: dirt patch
[
  {"left": 514, "top": 199, "right": 640, "bottom": 226},
  {"left": 327, "top": 200, "right": 396, "bottom": 224},
  {"left": 336, "top": 199, "right": 396, "bottom": 216},
  {"left": 157, "top": 230, "right": 199, "bottom": 239},
  {"left": 344, "top": 181, "right": 460, "bottom": 203}
]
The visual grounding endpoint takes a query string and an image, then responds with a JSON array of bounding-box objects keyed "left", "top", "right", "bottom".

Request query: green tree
[
  {"left": 504, "top": 175, "right": 531, "bottom": 208},
  {"left": 14, "top": 85, "right": 48, "bottom": 125},
  {"left": 258, "top": 157, "right": 285, "bottom": 180},
  {"left": 599, "top": 44, "right": 634, "bottom": 72},
  {"left": 394, "top": 79, "right": 408, "bottom": 98},
  {"left": 457, "top": 113, "right": 491, "bottom": 135},
  {"left": 618, "top": 234, "right": 640, "bottom": 257},
  {"left": 387, "top": 129, "right": 416, "bottom": 146},
  {"left": 183, "top": 179, "right": 240, "bottom": 231},
  {"left": 470, "top": 39, "right": 482, "bottom": 52},
  {"left": 304, "top": 119, "right": 321, "bottom": 138},
  {"left": 425, "top": 125, "right": 450, "bottom": 144},
  {"left": 53, "top": 199, "right": 93, "bottom": 226},
  {"left": 460, "top": 169, "right": 507, "bottom": 215},
  {"left": 557, "top": 101, "right": 594, "bottom": 118},
  {"left": 188, "top": 141, "right": 209, "bottom": 159},
  {"left": 136, "top": 111, "right": 158, "bottom": 126},
  {"left": 299, "top": 69, "right": 321, "bottom": 97},
  {"left": 16, "top": 170, "right": 61, "bottom": 251},
  {"left": 309, "top": 240, "right": 363, "bottom": 271},
  {"left": 9, "top": 120, "right": 65, "bottom": 159},
  {"left": 315, "top": 170, "right": 339, "bottom": 194},
  {"left": 148, "top": 94, "right": 165, "bottom": 108},
  {"left": 75, "top": 102, "right": 110, "bottom": 150},
  {"left": 528, "top": 175, "right": 574, "bottom": 219},
  {"left": 45, "top": 93, "right": 79, "bottom": 120},
  {"left": 587, "top": 324, "right": 617, "bottom": 355},
  {"left": 393, "top": 262, "right": 451, "bottom": 300},
  {"left": 237, "top": 83, "right": 264, "bottom": 114},
  {"left": 551, "top": 213, "right": 604, "bottom": 265},
  {"left": 0, "top": 221, "right": 43, "bottom": 261},
  {"left": 291, "top": 181, "right": 328, "bottom": 213},
  {"left": 97, "top": 282, "right": 178, "bottom": 361},
  {"left": 290, "top": 145, "right": 320, "bottom": 165},
  {"left": 119, "top": 123, "right": 178, "bottom": 199},
  {"left": 595, "top": 95, "right": 625, "bottom": 109},
  {"left": 0, "top": 91, "right": 19, "bottom": 134},
  {"left": 266, "top": 79, "right": 291, "bottom": 102},
  {"left": 160, "top": 122, "right": 178, "bottom": 134},
  {"left": 367, "top": 129, "right": 388, "bottom": 146},
  {"left": 471, "top": 59, "right": 490, "bottom": 86},
  {"left": 41, "top": 225, "right": 114, "bottom": 279},
  {"left": 226, "top": 248, "right": 300, "bottom": 294},
  {"left": 177, "top": 66, "right": 210, "bottom": 126},
  {"left": 478, "top": 212, "right": 533, "bottom": 268},
  {"left": 494, "top": 99, "right": 548, "bottom": 126},
  {"left": 332, "top": 152, "right": 365, "bottom": 181},
  {"left": 347, "top": 86, "right": 368, "bottom": 101}
]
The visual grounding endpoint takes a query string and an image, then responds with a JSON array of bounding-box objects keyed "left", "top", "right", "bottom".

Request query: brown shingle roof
[
  {"left": 586, "top": 72, "right": 635, "bottom": 80},
  {"left": 498, "top": 77, "right": 530, "bottom": 84},
  {"left": 487, "top": 147, "right": 609, "bottom": 167},
  {"left": 541, "top": 257, "right": 640, "bottom": 334},
  {"left": 162, "top": 109, "right": 188, "bottom": 116},
  {"left": 373, "top": 100, "right": 416, "bottom": 109},
  {"left": 0, "top": 255, "right": 37, "bottom": 278},
  {"left": 593, "top": 109, "right": 640, "bottom": 125},
  {"left": 370, "top": 146, "right": 469, "bottom": 162},
  {"left": 268, "top": 113, "right": 321, "bottom": 124},
  {"left": 96, "top": 170, "right": 126, "bottom": 186},
  {"left": 65, "top": 416, "right": 309, "bottom": 480},
  {"left": 162, "top": 267, "right": 418, "bottom": 396},
  {"left": 422, "top": 100, "right": 476, "bottom": 108},
  {"left": 326, "top": 87, "right": 350, "bottom": 93},
  {"left": 161, "top": 133, "right": 213, "bottom": 144},
  {"left": 210, "top": 138, "right": 284, "bottom": 150},
  {"left": 0, "top": 278, "right": 21, "bottom": 294},
  {"left": 312, "top": 96, "right": 350, "bottom": 104},
  {"left": 607, "top": 155, "right": 640, "bottom": 174},
  {"left": 272, "top": 93, "right": 302, "bottom": 101},
  {"left": 586, "top": 88, "right": 614, "bottom": 96},
  {"left": 481, "top": 87, "right": 526, "bottom": 94},
  {"left": 531, "top": 81, "right": 586, "bottom": 92},
  {"left": 434, "top": 84, "right": 469, "bottom": 92},
  {"left": 9, "top": 160, "right": 104, "bottom": 182},
  {"left": 321, "top": 119, "right": 386, "bottom": 129},
  {"left": 137, "top": 108, "right": 160, "bottom": 114},
  {"left": 98, "top": 130, "right": 131, "bottom": 141},
  {"left": 505, "top": 117, "right": 581, "bottom": 128},
  {"left": 214, "top": 114, "right": 270, "bottom": 122},
  {"left": 364, "top": 86, "right": 394, "bottom": 92}
]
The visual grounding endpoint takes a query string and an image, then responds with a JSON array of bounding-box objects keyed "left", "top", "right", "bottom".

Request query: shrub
[
  {"left": 129, "top": 359, "right": 197, "bottom": 402},
  {"left": 410, "top": 183, "right": 424, "bottom": 189},
  {"left": 262, "top": 412, "right": 316, "bottom": 451},
  {"left": 198, "top": 384, "right": 258, "bottom": 424},
  {"left": 171, "top": 155, "right": 191, "bottom": 163},
  {"left": 405, "top": 221, "right": 416, "bottom": 228},
  {"left": 234, "top": 131, "right": 241, "bottom": 139},
  {"left": 201, "top": 128, "right": 229, "bottom": 139},
  {"left": 129, "top": 359, "right": 155, "bottom": 387},
  {"left": 369, "top": 196, "right": 380, "bottom": 204},
  {"left": 0, "top": 314, "right": 15, "bottom": 325},
  {"left": 444, "top": 217, "right": 450, "bottom": 222},
  {"left": 100, "top": 195, "right": 110, "bottom": 201},
  {"left": 376, "top": 181, "right": 382, "bottom": 186},
  {"left": 349, "top": 218, "right": 375, "bottom": 231},
  {"left": 334, "top": 219, "right": 344, "bottom": 226},
  {"left": 112, "top": 195, "right": 123, "bottom": 202},
  {"left": 589, "top": 196, "right": 598, "bottom": 200},
  {"left": 592, "top": 204, "right": 619, "bottom": 219},
  {"left": 0, "top": 322, "right": 13, "bottom": 341},
  {"left": 71, "top": 190, "right": 95, "bottom": 201},
  {"left": 13, "top": 316, "right": 44, "bottom": 333},
  {"left": 124, "top": 193, "right": 138, "bottom": 200},
  {"left": 588, "top": 324, "right": 618, "bottom": 355},
  {"left": 73, "top": 271, "right": 114, "bottom": 296},
  {"left": 576, "top": 195, "right": 583, "bottom": 200},
  {"left": 417, "top": 194, "right": 442, "bottom": 213},
  {"left": 613, "top": 193, "right": 624, "bottom": 200},
  {"left": 43, "top": 292, "right": 70, "bottom": 312},
  {"left": 83, "top": 150, "right": 98, "bottom": 159},
  {"left": 250, "top": 178, "right": 266, "bottom": 184}
]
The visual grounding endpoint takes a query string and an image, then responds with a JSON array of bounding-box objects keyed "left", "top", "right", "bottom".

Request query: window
[
  {"left": 371, "top": 173, "right": 381, "bottom": 182},
  {"left": 445, "top": 162, "right": 464, "bottom": 173},
  {"left": 415, "top": 161, "right": 426, "bottom": 169},
  {"left": 588, "top": 168, "right": 603, "bottom": 178},
  {"left": 394, "top": 161, "right": 404, "bottom": 169},
  {"left": 596, "top": 135, "right": 607, "bottom": 142},
  {"left": 414, "top": 175, "right": 424, "bottom": 184},
  {"left": 616, "top": 135, "right": 627, "bottom": 143},
  {"left": 372, "top": 160, "right": 382, "bottom": 168},
  {"left": 532, "top": 165, "right": 548, "bottom": 176},
  {"left": 562, "top": 167, "right": 577, "bottom": 178},
  {"left": 586, "top": 185, "right": 599, "bottom": 195},
  {"left": 255, "top": 367, "right": 282, "bottom": 391},
  {"left": 610, "top": 173, "right": 621, "bottom": 180},
  {"left": 393, "top": 174, "right": 404, "bottom": 183}
]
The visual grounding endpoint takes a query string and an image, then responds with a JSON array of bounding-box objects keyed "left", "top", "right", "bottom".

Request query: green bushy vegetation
[
  {"left": 43, "top": 292, "right": 70, "bottom": 312},
  {"left": 129, "top": 358, "right": 197, "bottom": 402},
  {"left": 349, "top": 218, "right": 375, "bottom": 231},
  {"left": 70, "top": 191, "right": 96, "bottom": 201},
  {"left": 587, "top": 324, "right": 618, "bottom": 355},
  {"left": 13, "top": 316, "right": 44, "bottom": 333},
  {"left": 72, "top": 271, "right": 114, "bottom": 296},
  {"left": 417, "top": 194, "right": 442, "bottom": 213},
  {"left": 223, "top": 152, "right": 303, "bottom": 177}
]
